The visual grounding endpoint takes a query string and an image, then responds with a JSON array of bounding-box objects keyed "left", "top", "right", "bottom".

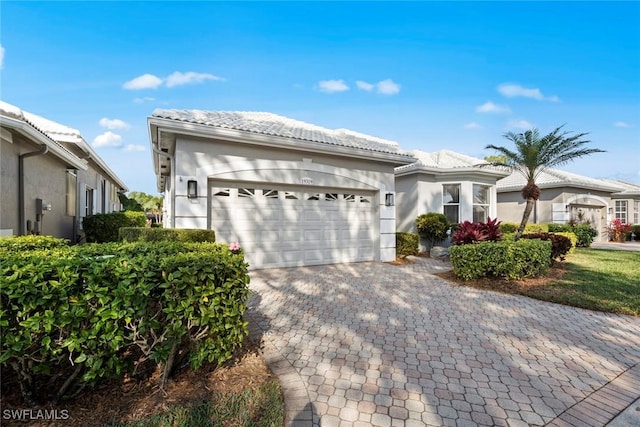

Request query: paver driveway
[{"left": 246, "top": 258, "right": 640, "bottom": 427}]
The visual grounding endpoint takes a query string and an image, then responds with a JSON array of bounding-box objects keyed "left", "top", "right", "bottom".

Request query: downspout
[
  {"left": 152, "top": 144, "right": 175, "bottom": 228},
  {"left": 19, "top": 145, "right": 49, "bottom": 235}
]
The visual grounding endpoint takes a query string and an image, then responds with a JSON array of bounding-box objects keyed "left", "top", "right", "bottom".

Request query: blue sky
[{"left": 2, "top": 1, "right": 639, "bottom": 195}]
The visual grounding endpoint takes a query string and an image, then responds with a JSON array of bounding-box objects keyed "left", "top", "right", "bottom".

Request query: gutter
[{"left": 19, "top": 145, "right": 49, "bottom": 235}]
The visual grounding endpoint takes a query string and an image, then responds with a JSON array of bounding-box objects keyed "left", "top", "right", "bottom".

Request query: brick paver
[{"left": 248, "top": 258, "right": 640, "bottom": 426}]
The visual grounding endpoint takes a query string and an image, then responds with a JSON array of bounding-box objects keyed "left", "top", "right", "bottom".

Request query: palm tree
[{"left": 485, "top": 125, "right": 605, "bottom": 239}]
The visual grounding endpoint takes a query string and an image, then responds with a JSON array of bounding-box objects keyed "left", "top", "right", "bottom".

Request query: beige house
[
  {"left": 496, "top": 169, "right": 639, "bottom": 241},
  {"left": 0, "top": 101, "right": 127, "bottom": 242},
  {"left": 395, "top": 150, "right": 510, "bottom": 237},
  {"left": 149, "top": 109, "right": 415, "bottom": 269}
]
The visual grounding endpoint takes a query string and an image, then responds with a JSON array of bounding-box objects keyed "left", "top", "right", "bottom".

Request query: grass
[
  {"left": 106, "top": 378, "right": 283, "bottom": 427},
  {"left": 521, "top": 248, "right": 640, "bottom": 316}
]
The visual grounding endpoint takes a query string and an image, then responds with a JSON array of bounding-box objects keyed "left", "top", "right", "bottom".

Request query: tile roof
[
  {"left": 497, "top": 168, "right": 624, "bottom": 192},
  {"left": 151, "top": 109, "right": 412, "bottom": 156},
  {"left": 600, "top": 179, "right": 640, "bottom": 196},
  {"left": 396, "top": 149, "right": 510, "bottom": 175}
]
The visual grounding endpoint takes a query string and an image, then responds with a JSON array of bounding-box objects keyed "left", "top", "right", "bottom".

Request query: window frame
[{"left": 442, "top": 183, "right": 461, "bottom": 224}]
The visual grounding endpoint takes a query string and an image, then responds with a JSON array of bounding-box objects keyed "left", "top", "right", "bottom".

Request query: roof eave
[
  {"left": 148, "top": 116, "right": 416, "bottom": 168},
  {"left": 497, "top": 181, "right": 623, "bottom": 193},
  {"left": 395, "top": 164, "right": 510, "bottom": 179},
  {"left": 0, "top": 116, "right": 88, "bottom": 170}
]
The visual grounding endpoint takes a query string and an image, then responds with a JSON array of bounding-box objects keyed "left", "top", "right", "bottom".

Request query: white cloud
[
  {"left": 0, "top": 44, "right": 4, "bottom": 69},
  {"left": 99, "top": 118, "right": 130, "bottom": 130},
  {"left": 123, "top": 74, "right": 163, "bottom": 90},
  {"left": 318, "top": 79, "right": 349, "bottom": 93},
  {"left": 508, "top": 119, "right": 534, "bottom": 130},
  {"left": 376, "top": 79, "right": 401, "bottom": 95},
  {"left": 165, "top": 71, "right": 224, "bottom": 88},
  {"left": 356, "top": 80, "right": 374, "bottom": 91},
  {"left": 133, "top": 96, "right": 156, "bottom": 104},
  {"left": 464, "top": 122, "right": 482, "bottom": 130},
  {"left": 123, "top": 144, "right": 146, "bottom": 152},
  {"left": 476, "top": 101, "right": 511, "bottom": 114},
  {"left": 497, "top": 83, "right": 560, "bottom": 102},
  {"left": 614, "top": 121, "right": 632, "bottom": 128},
  {"left": 93, "top": 131, "right": 123, "bottom": 148}
]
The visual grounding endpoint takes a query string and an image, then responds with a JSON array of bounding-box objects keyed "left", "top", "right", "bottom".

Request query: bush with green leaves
[
  {"left": 450, "top": 239, "right": 551, "bottom": 280},
  {"left": 547, "top": 223, "right": 597, "bottom": 247},
  {"left": 416, "top": 213, "right": 450, "bottom": 248},
  {"left": 499, "top": 222, "right": 548, "bottom": 234},
  {"left": 396, "top": 233, "right": 419, "bottom": 258},
  {"left": 82, "top": 211, "right": 147, "bottom": 243},
  {"left": 0, "top": 241, "right": 249, "bottom": 404},
  {"left": 521, "top": 232, "right": 573, "bottom": 262},
  {"left": 0, "top": 235, "right": 70, "bottom": 251},
  {"left": 119, "top": 227, "right": 216, "bottom": 243},
  {"left": 553, "top": 232, "right": 577, "bottom": 254}
]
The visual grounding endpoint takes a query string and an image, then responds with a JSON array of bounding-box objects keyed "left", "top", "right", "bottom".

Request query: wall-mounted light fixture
[
  {"left": 385, "top": 192, "right": 394, "bottom": 207},
  {"left": 187, "top": 180, "right": 198, "bottom": 199}
]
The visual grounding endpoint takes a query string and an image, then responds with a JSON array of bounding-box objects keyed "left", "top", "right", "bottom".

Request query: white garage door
[{"left": 209, "top": 184, "right": 376, "bottom": 269}]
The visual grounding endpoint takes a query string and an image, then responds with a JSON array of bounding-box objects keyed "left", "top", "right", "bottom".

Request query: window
[
  {"left": 325, "top": 193, "right": 338, "bottom": 201},
  {"left": 635, "top": 201, "right": 639, "bottom": 225},
  {"left": 442, "top": 184, "right": 460, "bottom": 223},
  {"left": 238, "top": 188, "right": 255, "bottom": 198},
  {"left": 615, "top": 200, "right": 627, "bottom": 223},
  {"left": 263, "top": 189, "right": 279, "bottom": 199},
  {"left": 85, "top": 187, "right": 94, "bottom": 217},
  {"left": 65, "top": 170, "right": 77, "bottom": 216},
  {"left": 473, "top": 184, "right": 491, "bottom": 222}
]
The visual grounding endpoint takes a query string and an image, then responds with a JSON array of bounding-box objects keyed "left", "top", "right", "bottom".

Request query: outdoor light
[
  {"left": 187, "top": 180, "right": 198, "bottom": 199},
  {"left": 385, "top": 192, "right": 394, "bottom": 207}
]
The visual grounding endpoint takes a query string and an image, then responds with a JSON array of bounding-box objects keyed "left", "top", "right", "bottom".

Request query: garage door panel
[{"left": 210, "top": 182, "right": 376, "bottom": 269}]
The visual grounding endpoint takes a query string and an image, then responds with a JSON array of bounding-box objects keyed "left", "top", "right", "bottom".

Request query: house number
[{"left": 302, "top": 177, "right": 313, "bottom": 185}]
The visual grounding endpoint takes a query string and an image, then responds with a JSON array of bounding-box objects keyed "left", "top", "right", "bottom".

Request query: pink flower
[{"left": 229, "top": 242, "right": 241, "bottom": 251}]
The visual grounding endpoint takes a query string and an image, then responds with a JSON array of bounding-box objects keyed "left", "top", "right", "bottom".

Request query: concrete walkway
[{"left": 247, "top": 257, "right": 640, "bottom": 427}]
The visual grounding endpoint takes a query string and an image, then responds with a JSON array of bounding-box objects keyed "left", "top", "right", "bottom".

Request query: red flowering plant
[
  {"left": 607, "top": 218, "right": 632, "bottom": 242},
  {"left": 452, "top": 217, "right": 502, "bottom": 245}
]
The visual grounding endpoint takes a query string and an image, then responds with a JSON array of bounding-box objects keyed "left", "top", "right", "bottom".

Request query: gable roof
[
  {"left": 395, "top": 149, "right": 510, "bottom": 178},
  {"left": 496, "top": 167, "right": 623, "bottom": 193},
  {"left": 150, "top": 109, "right": 414, "bottom": 158}
]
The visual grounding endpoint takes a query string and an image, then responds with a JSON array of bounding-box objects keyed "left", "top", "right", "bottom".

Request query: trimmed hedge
[
  {"left": 416, "top": 213, "right": 450, "bottom": 247},
  {"left": 0, "top": 235, "right": 69, "bottom": 251},
  {"left": 396, "top": 232, "right": 419, "bottom": 258},
  {"left": 450, "top": 239, "right": 551, "bottom": 280},
  {"left": 119, "top": 227, "right": 216, "bottom": 243},
  {"left": 82, "top": 211, "right": 147, "bottom": 243},
  {"left": 521, "top": 232, "right": 573, "bottom": 262},
  {"left": 554, "top": 232, "right": 577, "bottom": 254},
  {"left": 499, "top": 222, "right": 549, "bottom": 234},
  {"left": 547, "top": 223, "right": 597, "bottom": 247},
  {"left": 0, "top": 241, "right": 249, "bottom": 403}
]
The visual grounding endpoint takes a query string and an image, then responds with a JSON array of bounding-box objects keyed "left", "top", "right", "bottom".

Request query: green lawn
[{"left": 524, "top": 248, "right": 640, "bottom": 316}]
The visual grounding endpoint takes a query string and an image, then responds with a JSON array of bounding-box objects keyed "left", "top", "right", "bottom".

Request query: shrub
[
  {"left": 452, "top": 217, "right": 501, "bottom": 245},
  {"left": 499, "top": 222, "right": 519, "bottom": 233},
  {"left": 0, "top": 241, "right": 249, "bottom": 403},
  {"left": 416, "top": 213, "right": 450, "bottom": 248},
  {"left": 547, "top": 223, "right": 572, "bottom": 233},
  {"left": 499, "top": 222, "right": 547, "bottom": 233},
  {"left": 521, "top": 232, "right": 573, "bottom": 262},
  {"left": 450, "top": 239, "right": 551, "bottom": 280},
  {"left": 396, "top": 233, "right": 419, "bottom": 258},
  {"left": 572, "top": 224, "right": 598, "bottom": 247},
  {"left": 119, "top": 227, "right": 216, "bottom": 243},
  {"left": 82, "top": 211, "right": 147, "bottom": 243},
  {"left": 554, "top": 232, "right": 578, "bottom": 254},
  {"left": 607, "top": 218, "right": 632, "bottom": 242},
  {"left": 0, "top": 235, "right": 69, "bottom": 251}
]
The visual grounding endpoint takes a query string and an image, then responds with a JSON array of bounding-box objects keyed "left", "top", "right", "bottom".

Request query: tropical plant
[
  {"left": 484, "top": 125, "right": 604, "bottom": 239},
  {"left": 416, "top": 213, "right": 450, "bottom": 249},
  {"left": 607, "top": 218, "right": 632, "bottom": 242},
  {"left": 451, "top": 217, "right": 502, "bottom": 245}
]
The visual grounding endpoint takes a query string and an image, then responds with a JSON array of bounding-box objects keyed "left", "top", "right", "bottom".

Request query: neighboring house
[
  {"left": 0, "top": 101, "right": 127, "bottom": 242},
  {"left": 148, "top": 109, "right": 415, "bottom": 269},
  {"left": 496, "top": 168, "right": 635, "bottom": 242},
  {"left": 395, "top": 149, "right": 510, "bottom": 235}
]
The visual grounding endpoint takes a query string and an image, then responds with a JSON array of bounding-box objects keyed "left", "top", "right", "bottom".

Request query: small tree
[{"left": 416, "top": 213, "right": 450, "bottom": 249}]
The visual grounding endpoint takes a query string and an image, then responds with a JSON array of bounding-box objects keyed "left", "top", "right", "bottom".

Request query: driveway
[{"left": 247, "top": 258, "right": 640, "bottom": 427}]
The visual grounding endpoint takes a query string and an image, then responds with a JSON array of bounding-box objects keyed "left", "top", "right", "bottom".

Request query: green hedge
[
  {"left": 450, "top": 239, "right": 551, "bottom": 280},
  {"left": 0, "top": 241, "right": 249, "bottom": 402},
  {"left": 547, "top": 223, "right": 597, "bottom": 247},
  {"left": 499, "top": 222, "right": 549, "bottom": 234},
  {"left": 396, "top": 232, "right": 419, "bottom": 258},
  {"left": 0, "top": 235, "right": 70, "bottom": 251},
  {"left": 82, "top": 211, "right": 147, "bottom": 243},
  {"left": 119, "top": 227, "right": 216, "bottom": 243}
]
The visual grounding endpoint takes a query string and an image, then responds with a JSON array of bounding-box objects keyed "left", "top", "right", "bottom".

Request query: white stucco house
[
  {"left": 395, "top": 149, "right": 510, "bottom": 234},
  {"left": 148, "top": 109, "right": 415, "bottom": 269}
]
